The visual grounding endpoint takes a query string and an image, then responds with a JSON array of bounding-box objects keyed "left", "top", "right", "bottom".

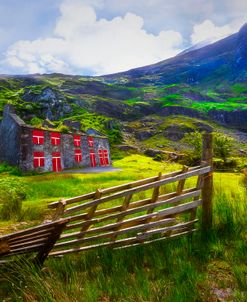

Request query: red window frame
[
  {"left": 75, "top": 149, "right": 82, "bottom": 163},
  {"left": 52, "top": 152, "right": 62, "bottom": 172},
  {"left": 103, "top": 149, "right": 109, "bottom": 165},
  {"left": 74, "top": 135, "right": 81, "bottom": 147},
  {"left": 87, "top": 136, "right": 94, "bottom": 147},
  {"left": 32, "top": 130, "right": 44, "bottom": 145},
  {"left": 98, "top": 149, "right": 109, "bottom": 166},
  {"left": 33, "top": 151, "right": 45, "bottom": 168},
  {"left": 90, "top": 149, "right": 96, "bottom": 167},
  {"left": 50, "top": 132, "right": 61, "bottom": 145}
]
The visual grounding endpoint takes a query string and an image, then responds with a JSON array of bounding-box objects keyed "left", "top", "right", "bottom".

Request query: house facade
[{"left": 0, "top": 105, "right": 111, "bottom": 172}]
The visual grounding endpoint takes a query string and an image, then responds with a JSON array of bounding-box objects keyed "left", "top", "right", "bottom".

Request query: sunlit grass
[{"left": 0, "top": 155, "right": 246, "bottom": 301}]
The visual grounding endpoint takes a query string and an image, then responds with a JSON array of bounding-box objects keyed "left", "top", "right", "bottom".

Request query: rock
[
  {"left": 194, "top": 122, "right": 213, "bottom": 132},
  {"left": 117, "top": 145, "right": 139, "bottom": 151},
  {"left": 144, "top": 149, "right": 164, "bottom": 157},
  {"left": 163, "top": 124, "right": 194, "bottom": 141},
  {"left": 135, "top": 130, "right": 156, "bottom": 141},
  {"left": 63, "top": 120, "right": 81, "bottom": 131},
  {"left": 42, "top": 119, "right": 56, "bottom": 129},
  {"left": 208, "top": 110, "right": 247, "bottom": 131}
]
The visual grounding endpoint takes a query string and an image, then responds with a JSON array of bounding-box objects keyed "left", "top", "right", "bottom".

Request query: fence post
[{"left": 201, "top": 132, "right": 213, "bottom": 231}]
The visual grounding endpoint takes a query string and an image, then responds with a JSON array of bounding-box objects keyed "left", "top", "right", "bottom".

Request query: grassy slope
[{"left": 0, "top": 155, "right": 246, "bottom": 301}]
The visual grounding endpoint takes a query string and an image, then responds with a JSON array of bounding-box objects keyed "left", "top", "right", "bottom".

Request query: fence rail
[{"left": 48, "top": 163, "right": 211, "bottom": 257}]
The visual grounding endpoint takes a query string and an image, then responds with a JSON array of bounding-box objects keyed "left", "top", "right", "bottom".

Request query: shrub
[
  {"left": 213, "top": 133, "right": 233, "bottom": 162},
  {"left": 0, "top": 177, "right": 27, "bottom": 220},
  {"left": 0, "top": 162, "right": 21, "bottom": 176},
  {"left": 30, "top": 117, "right": 43, "bottom": 127}
]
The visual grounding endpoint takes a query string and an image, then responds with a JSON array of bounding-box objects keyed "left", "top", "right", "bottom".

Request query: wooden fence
[
  {"left": 47, "top": 163, "right": 211, "bottom": 256},
  {"left": 0, "top": 219, "right": 68, "bottom": 265},
  {"left": 0, "top": 133, "right": 213, "bottom": 263}
]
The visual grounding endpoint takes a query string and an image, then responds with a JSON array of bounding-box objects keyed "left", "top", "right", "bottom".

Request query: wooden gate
[{"left": 48, "top": 133, "right": 213, "bottom": 257}]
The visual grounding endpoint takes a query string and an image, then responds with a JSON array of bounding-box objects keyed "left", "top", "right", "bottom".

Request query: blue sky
[{"left": 0, "top": 0, "right": 246, "bottom": 75}]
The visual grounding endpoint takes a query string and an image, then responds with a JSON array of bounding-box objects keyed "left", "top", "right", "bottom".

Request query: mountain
[
  {"left": 0, "top": 24, "right": 247, "bottom": 154},
  {"left": 103, "top": 23, "right": 247, "bottom": 86}
]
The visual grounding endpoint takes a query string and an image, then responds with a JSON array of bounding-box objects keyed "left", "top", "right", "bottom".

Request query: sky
[{"left": 0, "top": 0, "right": 246, "bottom": 76}]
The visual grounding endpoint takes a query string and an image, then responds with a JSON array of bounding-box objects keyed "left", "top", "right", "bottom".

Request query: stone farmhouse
[{"left": 0, "top": 105, "right": 111, "bottom": 172}]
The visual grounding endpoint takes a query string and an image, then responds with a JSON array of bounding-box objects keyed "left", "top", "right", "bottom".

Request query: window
[
  {"left": 33, "top": 152, "right": 45, "bottom": 168},
  {"left": 32, "top": 130, "right": 44, "bottom": 145},
  {"left": 98, "top": 149, "right": 109, "bottom": 166},
  {"left": 52, "top": 152, "right": 62, "bottom": 172},
  {"left": 50, "top": 132, "right": 61, "bottom": 145},
  {"left": 90, "top": 149, "right": 96, "bottom": 167},
  {"left": 74, "top": 135, "right": 81, "bottom": 147},
  {"left": 87, "top": 136, "right": 94, "bottom": 147},
  {"left": 75, "top": 149, "right": 82, "bottom": 163},
  {"left": 103, "top": 149, "right": 109, "bottom": 165}
]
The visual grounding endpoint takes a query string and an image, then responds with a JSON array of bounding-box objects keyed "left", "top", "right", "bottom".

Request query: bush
[
  {"left": 0, "top": 162, "right": 21, "bottom": 176},
  {"left": 0, "top": 177, "right": 27, "bottom": 220},
  {"left": 213, "top": 133, "right": 233, "bottom": 161}
]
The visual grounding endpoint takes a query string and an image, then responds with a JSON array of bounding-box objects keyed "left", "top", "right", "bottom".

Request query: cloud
[
  {"left": 191, "top": 19, "right": 238, "bottom": 44},
  {"left": 2, "top": 0, "right": 183, "bottom": 75}
]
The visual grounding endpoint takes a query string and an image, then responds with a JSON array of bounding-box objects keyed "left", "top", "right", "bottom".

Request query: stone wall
[{"left": 0, "top": 106, "right": 24, "bottom": 166}]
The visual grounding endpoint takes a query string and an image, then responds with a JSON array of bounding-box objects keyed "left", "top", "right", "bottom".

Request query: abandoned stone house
[{"left": 0, "top": 105, "right": 111, "bottom": 172}]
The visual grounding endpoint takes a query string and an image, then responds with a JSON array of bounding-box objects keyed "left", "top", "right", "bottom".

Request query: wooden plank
[
  {"left": 51, "top": 229, "right": 197, "bottom": 256},
  {"left": 67, "top": 190, "right": 201, "bottom": 228},
  {"left": 49, "top": 220, "right": 199, "bottom": 257},
  {"left": 176, "top": 166, "right": 189, "bottom": 195},
  {"left": 136, "top": 220, "right": 197, "bottom": 240},
  {"left": 52, "top": 199, "right": 66, "bottom": 221},
  {"left": 55, "top": 200, "right": 201, "bottom": 249},
  {"left": 9, "top": 237, "right": 49, "bottom": 250},
  {"left": 201, "top": 133, "right": 213, "bottom": 231},
  {"left": 5, "top": 243, "right": 46, "bottom": 256},
  {"left": 9, "top": 233, "right": 51, "bottom": 246},
  {"left": 111, "top": 193, "right": 133, "bottom": 241},
  {"left": 35, "top": 219, "right": 69, "bottom": 265},
  {"left": 54, "top": 218, "right": 176, "bottom": 248},
  {"left": 0, "top": 221, "right": 65, "bottom": 241},
  {"left": 61, "top": 214, "right": 175, "bottom": 240},
  {"left": 63, "top": 187, "right": 198, "bottom": 230},
  {"left": 64, "top": 166, "right": 210, "bottom": 215},
  {"left": 48, "top": 192, "right": 96, "bottom": 209},
  {"left": 48, "top": 165, "right": 203, "bottom": 210},
  {"left": 48, "top": 168, "right": 192, "bottom": 209},
  {"left": 114, "top": 229, "right": 197, "bottom": 250},
  {"left": 77, "top": 189, "right": 102, "bottom": 238},
  {"left": 0, "top": 240, "right": 10, "bottom": 255},
  {"left": 8, "top": 228, "right": 54, "bottom": 243}
]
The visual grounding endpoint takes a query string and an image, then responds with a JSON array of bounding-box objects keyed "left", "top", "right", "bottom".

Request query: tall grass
[{"left": 0, "top": 156, "right": 246, "bottom": 301}]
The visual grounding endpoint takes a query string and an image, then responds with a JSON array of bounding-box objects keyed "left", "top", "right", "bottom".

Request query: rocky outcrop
[
  {"left": 163, "top": 124, "right": 194, "bottom": 141},
  {"left": 22, "top": 87, "right": 73, "bottom": 120},
  {"left": 208, "top": 109, "right": 247, "bottom": 131},
  {"left": 134, "top": 130, "right": 156, "bottom": 141}
]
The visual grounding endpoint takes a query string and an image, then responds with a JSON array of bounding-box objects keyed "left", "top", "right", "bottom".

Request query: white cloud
[
  {"left": 3, "top": 0, "right": 183, "bottom": 75},
  {"left": 191, "top": 19, "right": 237, "bottom": 44}
]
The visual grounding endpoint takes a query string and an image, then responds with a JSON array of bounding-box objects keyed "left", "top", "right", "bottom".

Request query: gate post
[{"left": 201, "top": 132, "right": 213, "bottom": 231}]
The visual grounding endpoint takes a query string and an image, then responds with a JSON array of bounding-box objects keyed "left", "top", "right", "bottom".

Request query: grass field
[{"left": 0, "top": 155, "right": 246, "bottom": 301}]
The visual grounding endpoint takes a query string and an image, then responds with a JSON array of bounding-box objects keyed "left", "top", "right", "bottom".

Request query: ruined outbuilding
[{"left": 0, "top": 105, "right": 111, "bottom": 172}]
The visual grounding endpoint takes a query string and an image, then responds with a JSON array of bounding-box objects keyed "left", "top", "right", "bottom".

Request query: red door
[
  {"left": 98, "top": 149, "right": 109, "bottom": 166},
  {"left": 90, "top": 150, "right": 96, "bottom": 167},
  {"left": 103, "top": 150, "right": 109, "bottom": 165},
  {"left": 52, "top": 152, "right": 62, "bottom": 172}
]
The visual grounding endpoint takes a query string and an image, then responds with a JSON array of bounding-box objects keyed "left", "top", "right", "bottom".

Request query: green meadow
[{"left": 0, "top": 155, "right": 246, "bottom": 301}]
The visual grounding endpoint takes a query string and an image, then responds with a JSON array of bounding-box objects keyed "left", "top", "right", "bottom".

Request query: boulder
[{"left": 163, "top": 124, "right": 194, "bottom": 141}]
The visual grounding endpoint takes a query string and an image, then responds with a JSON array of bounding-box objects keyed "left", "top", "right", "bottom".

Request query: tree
[{"left": 213, "top": 133, "right": 233, "bottom": 162}]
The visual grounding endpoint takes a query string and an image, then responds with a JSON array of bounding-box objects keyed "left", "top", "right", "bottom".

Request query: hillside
[{"left": 0, "top": 24, "right": 246, "bottom": 156}]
